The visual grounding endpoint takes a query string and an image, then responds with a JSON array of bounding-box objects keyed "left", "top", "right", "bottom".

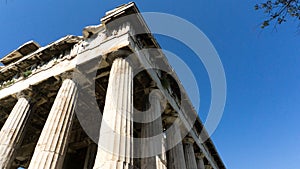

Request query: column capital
[
  {"left": 164, "top": 116, "right": 180, "bottom": 128},
  {"left": 70, "top": 71, "right": 88, "bottom": 87},
  {"left": 205, "top": 165, "right": 213, "bottom": 169},
  {"left": 149, "top": 89, "right": 165, "bottom": 101},
  {"left": 16, "top": 91, "right": 32, "bottom": 101},
  {"left": 105, "top": 49, "right": 133, "bottom": 65},
  {"left": 183, "top": 137, "right": 195, "bottom": 144},
  {"left": 59, "top": 72, "right": 74, "bottom": 81},
  {"left": 195, "top": 152, "right": 205, "bottom": 159},
  {"left": 149, "top": 89, "right": 167, "bottom": 110}
]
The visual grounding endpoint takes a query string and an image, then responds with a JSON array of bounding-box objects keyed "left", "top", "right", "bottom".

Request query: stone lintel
[{"left": 183, "top": 137, "right": 195, "bottom": 144}]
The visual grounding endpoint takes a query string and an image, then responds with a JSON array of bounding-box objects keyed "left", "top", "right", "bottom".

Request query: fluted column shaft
[
  {"left": 183, "top": 138, "right": 197, "bottom": 169},
  {"left": 93, "top": 58, "right": 133, "bottom": 169},
  {"left": 84, "top": 144, "right": 97, "bottom": 169},
  {"left": 166, "top": 125, "right": 187, "bottom": 169},
  {"left": 0, "top": 97, "right": 30, "bottom": 169},
  {"left": 140, "top": 92, "right": 166, "bottom": 169},
  {"left": 28, "top": 79, "right": 77, "bottom": 169},
  {"left": 195, "top": 154, "right": 205, "bottom": 169}
]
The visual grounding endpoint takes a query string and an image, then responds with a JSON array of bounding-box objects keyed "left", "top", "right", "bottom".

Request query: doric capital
[
  {"left": 195, "top": 152, "right": 205, "bottom": 159},
  {"left": 16, "top": 90, "right": 32, "bottom": 101},
  {"left": 205, "top": 165, "right": 213, "bottom": 169},
  {"left": 163, "top": 116, "right": 180, "bottom": 128},
  {"left": 148, "top": 89, "right": 167, "bottom": 109},
  {"left": 149, "top": 89, "right": 164, "bottom": 101},
  {"left": 183, "top": 137, "right": 195, "bottom": 144},
  {"left": 105, "top": 49, "right": 133, "bottom": 65},
  {"left": 60, "top": 72, "right": 74, "bottom": 81}
]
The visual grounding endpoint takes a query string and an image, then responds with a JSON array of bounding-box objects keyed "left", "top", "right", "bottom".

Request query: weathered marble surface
[
  {"left": 28, "top": 79, "right": 77, "bottom": 169},
  {"left": 0, "top": 97, "right": 30, "bottom": 169},
  {"left": 93, "top": 58, "right": 134, "bottom": 169}
]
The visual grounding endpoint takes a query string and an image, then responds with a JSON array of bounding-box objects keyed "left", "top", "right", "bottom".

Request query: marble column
[
  {"left": 205, "top": 165, "right": 213, "bottom": 169},
  {"left": 93, "top": 58, "right": 133, "bottom": 169},
  {"left": 166, "top": 124, "right": 187, "bottom": 169},
  {"left": 140, "top": 91, "right": 167, "bottom": 169},
  {"left": 195, "top": 153, "right": 205, "bottom": 169},
  {"left": 28, "top": 78, "right": 77, "bottom": 169},
  {"left": 83, "top": 144, "right": 98, "bottom": 169},
  {"left": 183, "top": 138, "right": 197, "bottom": 169},
  {"left": 0, "top": 97, "right": 31, "bottom": 169}
]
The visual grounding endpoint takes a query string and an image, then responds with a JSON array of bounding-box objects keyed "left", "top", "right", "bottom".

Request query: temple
[{"left": 0, "top": 2, "right": 225, "bottom": 169}]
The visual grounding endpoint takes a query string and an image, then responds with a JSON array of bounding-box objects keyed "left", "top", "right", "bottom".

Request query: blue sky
[{"left": 1, "top": 0, "right": 300, "bottom": 168}]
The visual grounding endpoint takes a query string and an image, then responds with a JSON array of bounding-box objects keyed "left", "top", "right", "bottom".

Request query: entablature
[{"left": 0, "top": 36, "right": 82, "bottom": 89}]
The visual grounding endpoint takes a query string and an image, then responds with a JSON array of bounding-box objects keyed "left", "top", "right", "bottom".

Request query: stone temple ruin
[{"left": 0, "top": 2, "right": 225, "bottom": 169}]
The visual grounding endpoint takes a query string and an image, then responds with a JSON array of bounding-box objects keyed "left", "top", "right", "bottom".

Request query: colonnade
[{"left": 0, "top": 57, "right": 210, "bottom": 169}]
